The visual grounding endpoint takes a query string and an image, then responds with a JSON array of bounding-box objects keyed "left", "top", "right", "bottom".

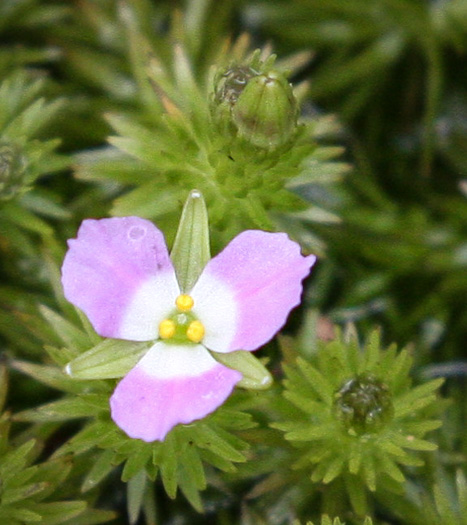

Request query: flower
[{"left": 61, "top": 217, "right": 316, "bottom": 442}]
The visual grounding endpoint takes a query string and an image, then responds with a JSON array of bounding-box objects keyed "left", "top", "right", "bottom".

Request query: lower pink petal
[{"left": 109, "top": 342, "right": 242, "bottom": 442}]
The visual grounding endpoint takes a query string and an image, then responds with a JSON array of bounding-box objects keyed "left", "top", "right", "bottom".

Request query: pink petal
[
  {"left": 61, "top": 217, "right": 179, "bottom": 340},
  {"left": 110, "top": 342, "right": 242, "bottom": 441},
  {"left": 192, "top": 230, "right": 316, "bottom": 352}
]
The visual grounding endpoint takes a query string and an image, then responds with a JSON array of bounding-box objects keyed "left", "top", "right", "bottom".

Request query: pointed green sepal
[
  {"left": 170, "top": 189, "right": 211, "bottom": 292},
  {"left": 65, "top": 340, "right": 151, "bottom": 380},
  {"left": 211, "top": 351, "right": 273, "bottom": 390}
]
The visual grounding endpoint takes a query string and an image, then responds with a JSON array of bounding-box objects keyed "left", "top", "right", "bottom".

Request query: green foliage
[
  {"left": 68, "top": 4, "right": 347, "bottom": 252},
  {"left": 374, "top": 456, "right": 467, "bottom": 525},
  {"left": 0, "top": 0, "right": 68, "bottom": 75},
  {"left": 272, "top": 330, "right": 446, "bottom": 514},
  {"left": 0, "top": 362, "right": 115, "bottom": 525},
  {"left": 0, "top": 70, "right": 69, "bottom": 295}
]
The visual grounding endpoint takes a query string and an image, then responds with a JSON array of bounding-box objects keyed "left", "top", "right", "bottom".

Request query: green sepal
[
  {"left": 211, "top": 350, "right": 273, "bottom": 390},
  {"left": 65, "top": 339, "right": 151, "bottom": 380},
  {"left": 170, "top": 189, "right": 211, "bottom": 293}
]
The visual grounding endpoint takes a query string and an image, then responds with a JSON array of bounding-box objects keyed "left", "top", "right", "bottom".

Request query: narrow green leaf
[
  {"left": 392, "top": 434, "right": 438, "bottom": 451},
  {"left": 379, "top": 455, "right": 405, "bottom": 484},
  {"left": 122, "top": 447, "right": 152, "bottom": 482},
  {"left": 82, "top": 449, "right": 117, "bottom": 493},
  {"left": 198, "top": 448, "right": 236, "bottom": 472},
  {"left": 178, "top": 472, "right": 203, "bottom": 513},
  {"left": 394, "top": 378, "right": 444, "bottom": 417},
  {"left": 159, "top": 436, "right": 178, "bottom": 499},
  {"left": 39, "top": 305, "right": 90, "bottom": 351},
  {"left": 111, "top": 183, "right": 183, "bottom": 219},
  {"left": 8, "top": 507, "right": 42, "bottom": 522},
  {"left": 193, "top": 423, "right": 246, "bottom": 463},
  {"left": 322, "top": 456, "right": 345, "bottom": 484},
  {"left": 65, "top": 339, "right": 150, "bottom": 380},
  {"left": 344, "top": 473, "right": 368, "bottom": 517},
  {"left": 14, "top": 395, "right": 108, "bottom": 423},
  {"left": 127, "top": 469, "right": 147, "bottom": 525},
  {"left": 10, "top": 360, "right": 88, "bottom": 395},
  {"left": 348, "top": 443, "right": 362, "bottom": 474},
  {"left": 31, "top": 501, "right": 87, "bottom": 524},
  {"left": 433, "top": 483, "right": 458, "bottom": 523},
  {"left": 1, "top": 482, "right": 48, "bottom": 505},
  {"left": 171, "top": 189, "right": 210, "bottom": 292},
  {"left": 297, "top": 358, "right": 333, "bottom": 404},
  {"left": 0, "top": 440, "right": 36, "bottom": 480},
  {"left": 56, "top": 422, "right": 116, "bottom": 456},
  {"left": 285, "top": 423, "right": 335, "bottom": 442},
  {"left": 2, "top": 201, "right": 52, "bottom": 236},
  {"left": 180, "top": 445, "right": 207, "bottom": 491}
]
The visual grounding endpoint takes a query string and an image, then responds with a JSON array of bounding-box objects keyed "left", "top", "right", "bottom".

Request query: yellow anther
[
  {"left": 159, "top": 319, "right": 176, "bottom": 339},
  {"left": 186, "top": 320, "right": 205, "bottom": 343},
  {"left": 175, "top": 294, "right": 194, "bottom": 312}
]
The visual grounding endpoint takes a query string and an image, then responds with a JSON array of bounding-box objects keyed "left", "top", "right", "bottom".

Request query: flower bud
[
  {"left": 213, "top": 64, "right": 298, "bottom": 149},
  {"left": 0, "top": 142, "right": 27, "bottom": 200},
  {"left": 333, "top": 374, "right": 394, "bottom": 435}
]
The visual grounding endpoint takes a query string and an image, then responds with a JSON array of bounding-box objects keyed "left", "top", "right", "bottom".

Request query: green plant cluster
[{"left": 0, "top": 0, "right": 465, "bottom": 524}]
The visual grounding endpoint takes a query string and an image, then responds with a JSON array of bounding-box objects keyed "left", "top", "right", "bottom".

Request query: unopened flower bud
[
  {"left": 232, "top": 70, "right": 298, "bottom": 149},
  {"left": 213, "top": 64, "right": 298, "bottom": 149},
  {"left": 0, "top": 142, "right": 27, "bottom": 200},
  {"left": 333, "top": 374, "right": 394, "bottom": 435}
]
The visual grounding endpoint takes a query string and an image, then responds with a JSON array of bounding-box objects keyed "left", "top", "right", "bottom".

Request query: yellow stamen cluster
[{"left": 158, "top": 294, "right": 205, "bottom": 343}]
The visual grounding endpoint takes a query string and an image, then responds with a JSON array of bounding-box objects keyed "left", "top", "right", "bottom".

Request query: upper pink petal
[
  {"left": 61, "top": 217, "right": 179, "bottom": 340},
  {"left": 110, "top": 342, "right": 242, "bottom": 442},
  {"left": 191, "top": 230, "right": 316, "bottom": 352}
]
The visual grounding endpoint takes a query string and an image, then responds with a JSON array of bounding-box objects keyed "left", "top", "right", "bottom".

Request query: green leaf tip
[{"left": 213, "top": 351, "right": 273, "bottom": 390}]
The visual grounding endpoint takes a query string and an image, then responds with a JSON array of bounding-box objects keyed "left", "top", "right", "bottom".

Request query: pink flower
[{"left": 61, "top": 217, "right": 316, "bottom": 441}]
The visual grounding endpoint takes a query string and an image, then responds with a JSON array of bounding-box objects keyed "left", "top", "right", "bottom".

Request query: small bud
[
  {"left": 213, "top": 61, "right": 299, "bottom": 149},
  {"left": 0, "top": 142, "right": 27, "bottom": 200},
  {"left": 333, "top": 374, "right": 394, "bottom": 435},
  {"left": 232, "top": 70, "right": 298, "bottom": 149}
]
